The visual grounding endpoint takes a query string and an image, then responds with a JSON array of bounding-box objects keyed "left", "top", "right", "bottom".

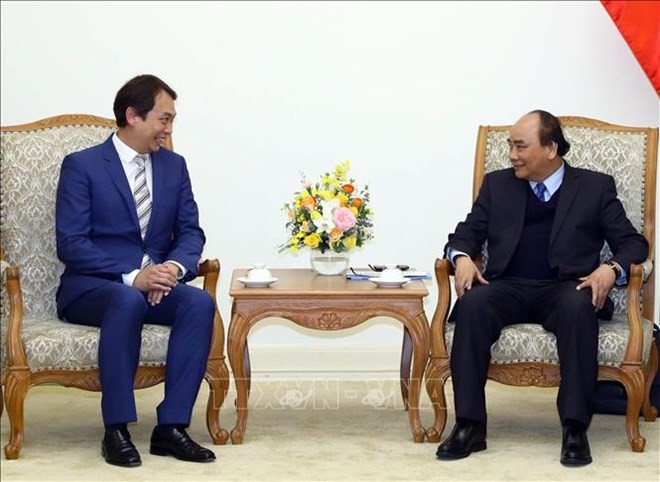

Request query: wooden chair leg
[
  {"left": 622, "top": 369, "right": 647, "bottom": 452},
  {"left": 3, "top": 373, "right": 29, "bottom": 460},
  {"left": 424, "top": 357, "right": 450, "bottom": 443},
  {"left": 204, "top": 357, "right": 230, "bottom": 445},
  {"left": 641, "top": 342, "right": 658, "bottom": 422}
]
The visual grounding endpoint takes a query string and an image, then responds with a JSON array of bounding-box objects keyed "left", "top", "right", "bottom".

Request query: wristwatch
[{"left": 605, "top": 260, "right": 621, "bottom": 278}]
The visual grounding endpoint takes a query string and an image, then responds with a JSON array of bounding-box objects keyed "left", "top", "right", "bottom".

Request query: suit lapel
[
  {"left": 510, "top": 174, "right": 528, "bottom": 244},
  {"left": 103, "top": 138, "right": 140, "bottom": 229},
  {"left": 149, "top": 150, "right": 166, "bottom": 238},
  {"left": 550, "top": 163, "right": 579, "bottom": 247}
]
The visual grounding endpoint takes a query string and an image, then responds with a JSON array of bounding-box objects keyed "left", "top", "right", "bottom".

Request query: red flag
[{"left": 602, "top": 0, "right": 660, "bottom": 96}]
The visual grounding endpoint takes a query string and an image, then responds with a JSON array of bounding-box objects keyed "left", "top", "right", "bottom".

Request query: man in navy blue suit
[
  {"left": 56, "top": 74, "right": 216, "bottom": 467},
  {"left": 436, "top": 110, "right": 648, "bottom": 466}
]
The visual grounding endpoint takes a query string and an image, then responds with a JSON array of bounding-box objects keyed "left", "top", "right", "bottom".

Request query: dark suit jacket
[
  {"left": 446, "top": 163, "right": 648, "bottom": 282},
  {"left": 55, "top": 135, "right": 206, "bottom": 316}
]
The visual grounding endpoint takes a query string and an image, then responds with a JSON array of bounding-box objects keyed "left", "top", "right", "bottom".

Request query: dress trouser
[
  {"left": 449, "top": 278, "right": 599, "bottom": 428},
  {"left": 62, "top": 282, "right": 215, "bottom": 426}
]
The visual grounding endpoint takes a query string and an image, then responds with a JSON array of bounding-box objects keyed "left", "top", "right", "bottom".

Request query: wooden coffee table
[{"left": 227, "top": 268, "right": 430, "bottom": 443}]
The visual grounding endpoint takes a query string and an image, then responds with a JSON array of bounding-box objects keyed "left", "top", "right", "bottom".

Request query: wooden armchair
[
  {"left": 424, "top": 116, "right": 659, "bottom": 452},
  {"left": 0, "top": 114, "right": 230, "bottom": 459}
]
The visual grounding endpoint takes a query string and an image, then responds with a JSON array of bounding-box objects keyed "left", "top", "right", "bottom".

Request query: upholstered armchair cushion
[
  {"left": 20, "top": 318, "right": 170, "bottom": 372},
  {"left": 445, "top": 316, "right": 655, "bottom": 368}
]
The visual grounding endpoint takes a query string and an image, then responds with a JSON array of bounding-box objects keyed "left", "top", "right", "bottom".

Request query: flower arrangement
[{"left": 281, "top": 161, "right": 374, "bottom": 254}]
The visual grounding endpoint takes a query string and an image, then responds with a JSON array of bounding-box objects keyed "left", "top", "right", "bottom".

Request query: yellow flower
[
  {"left": 349, "top": 206, "right": 358, "bottom": 216},
  {"left": 318, "top": 189, "right": 335, "bottom": 201},
  {"left": 343, "top": 235, "right": 357, "bottom": 249},
  {"left": 304, "top": 233, "right": 322, "bottom": 248},
  {"left": 337, "top": 194, "right": 349, "bottom": 206},
  {"left": 310, "top": 210, "right": 322, "bottom": 220},
  {"left": 334, "top": 161, "right": 350, "bottom": 181},
  {"left": 290, "top": 245, "right": 299, "bottom": 253}
]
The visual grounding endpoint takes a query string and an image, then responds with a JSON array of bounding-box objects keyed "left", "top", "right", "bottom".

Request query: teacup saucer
[
  {"left": 236, "top": 277, "right": 278, "bottom": 288},
  {"left": 368, "top": 277, "right": 409, "bottom": 288}
]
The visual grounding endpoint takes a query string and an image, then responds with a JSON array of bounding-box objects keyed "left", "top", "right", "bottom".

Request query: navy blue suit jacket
[{"left": 55, "top": 135, "right": 205, "bottom": 316}]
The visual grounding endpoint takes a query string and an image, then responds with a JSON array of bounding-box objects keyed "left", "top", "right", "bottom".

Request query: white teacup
[
  {"left": 380, "top": 265, "right": 405, "bottom": 281},
  {"left": 247, "top": 263, "right": 272, "bottom": 281}
]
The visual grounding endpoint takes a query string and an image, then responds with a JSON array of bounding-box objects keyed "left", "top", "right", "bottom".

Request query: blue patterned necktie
[
  {"left": 534, "top": 182, "right": 548, "bottom": 202},
  {"left": 133, "top": 154, "right": 152, "bottom": 268}
]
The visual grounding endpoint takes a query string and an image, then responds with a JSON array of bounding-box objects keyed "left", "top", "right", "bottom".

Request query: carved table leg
[
  {"left": 244, "top": 341, "right": 252, "bottom": 394},
  {"left": 400, "top": 327, "right": 412, "bottom": 411},
  {"left": 404, "top": 312, "right": 430, "bottom": 443},
  {"left": 228, "top": 312, "right": 251, "bottom": 444}
]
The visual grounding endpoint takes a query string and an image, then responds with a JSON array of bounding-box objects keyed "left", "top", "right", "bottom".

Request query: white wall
[{"left": 2, "top": 1, "right": 658, "bottom": 372}]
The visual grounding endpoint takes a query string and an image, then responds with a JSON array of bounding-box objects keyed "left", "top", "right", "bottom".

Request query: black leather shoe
[
  {"left": 560, "top": 423, "right": 592, "bottom": 466},
  {"left": 436, "top": 419, "right": 487, "bottom": 460},
  {"left": 150, "top": 425, "right": 216, "bottom": 463},
  {"left": 102, "top": 428, "right": 142, "bottom": 468}
]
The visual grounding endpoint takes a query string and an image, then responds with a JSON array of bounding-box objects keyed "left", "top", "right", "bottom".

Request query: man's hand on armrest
[{"left": 454, "top": 255, "right": 489, "bottom": 298}]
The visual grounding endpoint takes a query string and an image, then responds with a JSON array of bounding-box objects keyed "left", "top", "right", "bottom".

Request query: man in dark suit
[
  {"left": 56, "top": 74, "right": 216, "bottom": 467},
  {"left": 435, "top": 110, "right": 648, "bottom": 466}
]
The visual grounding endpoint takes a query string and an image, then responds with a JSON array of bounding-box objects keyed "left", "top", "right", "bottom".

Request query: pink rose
[{"left": 332, "top": 207, "right": 357, "bottom": 231}]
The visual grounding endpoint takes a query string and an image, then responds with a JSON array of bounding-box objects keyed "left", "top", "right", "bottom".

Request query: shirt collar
[
  {"left": 112, "top": 132, "right": 150, "bottom": 166},
  {"left": 530, "top": 162, "right": 565, "bottom": 197}
]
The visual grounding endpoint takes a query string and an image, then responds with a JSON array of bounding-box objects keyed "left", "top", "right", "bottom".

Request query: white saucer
[
  {"left": 368, "top": 277, "right": 409, "bottom": 288},
  {"left": 236, "top": 277, "right": 278, "bottom": 288}
]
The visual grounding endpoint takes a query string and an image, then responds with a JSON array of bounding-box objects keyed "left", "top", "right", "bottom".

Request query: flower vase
[{"left": 310, "top": 251, "right": 350, "bottom": 276}]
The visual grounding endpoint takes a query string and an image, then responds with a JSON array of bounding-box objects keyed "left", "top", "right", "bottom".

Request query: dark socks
[{"left": 105, "top": 423, "right": 128, "bottom": 434}]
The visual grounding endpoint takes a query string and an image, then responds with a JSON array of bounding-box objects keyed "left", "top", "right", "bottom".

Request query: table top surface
[{"left": 229, "top": 268, "right": 429, "bottom": 298}]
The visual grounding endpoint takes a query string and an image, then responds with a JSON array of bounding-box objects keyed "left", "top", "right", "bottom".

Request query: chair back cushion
[{"left": 1, "top": 117, "right": 117, "bottom": 318}]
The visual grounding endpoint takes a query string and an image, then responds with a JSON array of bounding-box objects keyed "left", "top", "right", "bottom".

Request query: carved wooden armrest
[
  {"left": 4, "top": 265, "right": 29, "bottom": 371},
  {"left": 430, "top": 258, "right": 453, "bottom": 358},
  {"left": 197, "top": 258, "right": 220, "bottom": 302},
  {"left": 622, "top": 263, "right": 646, "bottom": 367},
  {"left": 196, "top": 258, "right": 225, "bottom": 362},
  {"left": 1, "top": 240, "right": 28, "bottom": 371},
  {"left": 640, "top": 258, "right": 653, "bottom": 282}
]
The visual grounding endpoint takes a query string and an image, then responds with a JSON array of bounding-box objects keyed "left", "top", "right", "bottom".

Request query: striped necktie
[
  {"left": 133, "top": 154, "right": 152, "bottom": 268},
  {"left": 534, "top": 182, "right": 548, "bottom": 202}
]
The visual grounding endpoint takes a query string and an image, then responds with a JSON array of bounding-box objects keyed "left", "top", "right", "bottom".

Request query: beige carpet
[{"left": 1, "top": 380, "right": 658, "bottom": 481}]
